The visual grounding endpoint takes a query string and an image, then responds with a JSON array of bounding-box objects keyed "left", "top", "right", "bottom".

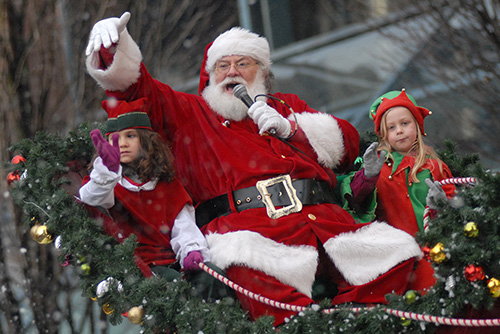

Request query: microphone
[
  {"left": 233, "top": 84, "right": 277, "bottom": 135},
  {"left": 233, "top": 84, "right": 254, "bottom": 108}
]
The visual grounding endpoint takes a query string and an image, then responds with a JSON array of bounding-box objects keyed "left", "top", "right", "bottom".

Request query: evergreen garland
[{"left": 6, "top": 124, "right": 500, "bottom": 333}]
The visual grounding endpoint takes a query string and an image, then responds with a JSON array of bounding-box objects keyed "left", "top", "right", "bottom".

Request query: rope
[
  {"left": 199, "top": 262, "right": 500, "bottom": 327},
  {"left": 383, "top": 309, "right": 500, "bottom": 327},
  {"left": 199, "top": 263, "right": 307, "bottom": 313},
  {"left": 423, "top": 177, "right": 477, "bottom": 230}
]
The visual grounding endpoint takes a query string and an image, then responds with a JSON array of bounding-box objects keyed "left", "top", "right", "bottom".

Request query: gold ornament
[
  {"left": 464, "top": 222, "right": 479, "bottom": 237},
  {"left": 102, "top": 303, "right": 114, "bottom": 315},
  {"left": 404, "top": 290, "right": 417, "bottom": 304},
  {"left": 400, "top": 317, "right": 411, "bottom": 327},
  {"left": 127, "top": 306, "right": 144, "bottom": 324},
  {"left": 32, "top": 224, "right": 54, "bottom": 244},
  {"left": 430, "top": 242, "right": 446, "bottom": 263},
  {"left": 81, "top": 263, "right": 91, "bottom": 275},
  {"left": 487, "top": 278, "right": 500, "bottom": 298},
  {"left": 30, "top": 222, "right": 40, "bottom": 240}
]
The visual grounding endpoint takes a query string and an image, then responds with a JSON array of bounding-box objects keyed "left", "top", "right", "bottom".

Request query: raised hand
[
  {"left": 86, "top": 12, "right": 131, "bottom": 56},
  {"left": 90, "top": 129, "right": 120, "bottom": 172},
  {"left": 363, "top": 142, "right": 386, "bottom": 178}
]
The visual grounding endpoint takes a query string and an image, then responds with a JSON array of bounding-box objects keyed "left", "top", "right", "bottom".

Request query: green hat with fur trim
[{"left": 102, "top": 98, "right": 152, "bottom": 135}]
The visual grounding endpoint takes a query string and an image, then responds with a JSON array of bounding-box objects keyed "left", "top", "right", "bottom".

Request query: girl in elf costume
[
  {"left": 338, "top": 89, "right": 455, "bottom": 294},
  {"left": 79, "top": 98, "right": 210, "bottom": 280}
]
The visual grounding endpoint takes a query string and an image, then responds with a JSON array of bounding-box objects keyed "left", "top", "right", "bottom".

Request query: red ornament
[
  {"left": 7, "top": 171, "right": 20, "bottom": 186},
  {"left": 11, "top": 155, "right": 26, "bottom": 164},
  {"left": 464, "top": 264, "right": 485, "bottom": 282},
  {"left": 422, "top": 245, "right": 431, "bottom": 260}
]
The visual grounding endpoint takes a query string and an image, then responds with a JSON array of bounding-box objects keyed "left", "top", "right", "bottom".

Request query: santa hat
[
  {"left": 205, "top": 27, "right": 271, "bottom": 73},
  {"left": 101, "top": 98, "right": 152, "bottom": 135},
  {"left": 369, "top": 89, "right": 432, "bottom": 135}
]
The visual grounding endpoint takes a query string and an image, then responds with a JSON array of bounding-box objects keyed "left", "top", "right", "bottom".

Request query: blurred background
[{"left": 1, "top": 1, "right": 499, "bottom": 332}]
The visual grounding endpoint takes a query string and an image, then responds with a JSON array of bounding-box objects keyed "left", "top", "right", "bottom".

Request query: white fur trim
[
  {"left": 324, "top": 221, "right": 422, "bottom": 286},
  {"left": 86, "top": 28, "right": 142, "bottom": 91},
  {"left": 206, "top": 231, "right": 318, "bottom": 297},
  {"left": 206, "top": 27, "right": 271, "bottom": 73},
  {"left": 292, "top": 112, "right": 344, "bottom": 169}
]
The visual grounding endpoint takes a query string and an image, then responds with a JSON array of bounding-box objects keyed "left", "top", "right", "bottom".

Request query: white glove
[
  {"left": 363, "top": 142, "right": 386, "bottom": 178},
  {"left": 248, "top": 101, "right": 291, "bottom": 137},
  {"left": 86, "top": 12, "right": 131, "bottom": 56},
  {"left": 425, "top": 178, "right": 448, "bottom": 209}
]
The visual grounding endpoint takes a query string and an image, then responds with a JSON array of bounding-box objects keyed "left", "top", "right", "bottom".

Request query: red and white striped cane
[
  {"left": 383, "top": 308, "right": 500, "bottom": 327},
  {"left": 423, "top": 177, "right": 477, "bottom": 231},
  {"left": 199, "top": 262, "right": 308, "bottom": 313}
]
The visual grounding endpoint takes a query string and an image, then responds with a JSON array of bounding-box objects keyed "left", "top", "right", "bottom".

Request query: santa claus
[{"left": 85, "top": 12, "right": 422, "bottom": 326}]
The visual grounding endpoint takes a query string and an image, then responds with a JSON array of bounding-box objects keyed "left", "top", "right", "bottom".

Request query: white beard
[{"left": 202, "top": 70, "right": 268, "bottom": 121}]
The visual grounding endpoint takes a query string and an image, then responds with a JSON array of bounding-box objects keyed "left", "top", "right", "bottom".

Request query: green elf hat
[
  {"left": 102, "top": 98, "right": 152, "bottom": 135},
  {"left": 369, "top": 89, "right": 432, "bottom": 136}
]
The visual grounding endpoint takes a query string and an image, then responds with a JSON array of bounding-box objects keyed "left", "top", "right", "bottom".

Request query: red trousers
[{"left": 225, "top": 257, "right": 416, "bottom": 326}]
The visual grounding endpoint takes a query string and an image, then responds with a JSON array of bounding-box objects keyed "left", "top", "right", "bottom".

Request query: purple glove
[
  {"left": 90, "top": 129, "right": 120, "bottom": 172},
  {"left": 182, "top": 251, "right": 204, "bottom": 272}
]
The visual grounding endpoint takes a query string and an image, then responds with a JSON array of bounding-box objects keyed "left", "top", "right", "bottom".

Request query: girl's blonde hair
[{"left": 377, "top": 108, "right": 444, "bottom": 182}]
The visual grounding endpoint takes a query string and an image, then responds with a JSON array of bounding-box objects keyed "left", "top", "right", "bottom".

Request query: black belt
[{"left": 195, "top": 177, "right": 339, "bottom": 228}]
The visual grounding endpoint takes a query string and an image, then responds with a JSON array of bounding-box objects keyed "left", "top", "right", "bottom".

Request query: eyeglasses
[{"left": 215, "top": 61, "right": 257, "bottom": 74}]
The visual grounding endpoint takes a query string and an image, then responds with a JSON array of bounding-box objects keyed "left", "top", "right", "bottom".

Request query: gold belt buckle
[{"left": 256, "top": 174, "right": 303, "bottom": 219}]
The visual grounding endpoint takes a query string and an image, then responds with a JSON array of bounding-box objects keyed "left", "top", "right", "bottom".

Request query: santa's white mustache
[{"left": 219, "top": 78, "right": 248, "bottom": 93}]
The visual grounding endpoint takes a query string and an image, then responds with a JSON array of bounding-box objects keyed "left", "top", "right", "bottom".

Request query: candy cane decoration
[
  {"left": 423, "top": 177, "right": 477, "bottom": 231},
  {"left": 199, "top": 262, "right": 500, "bottom": 327},
  {"left": 383, "top": 308, "right": 500, "bottom": 327}
]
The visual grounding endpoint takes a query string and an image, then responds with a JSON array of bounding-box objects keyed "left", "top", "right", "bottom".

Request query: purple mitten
[
  {"left": 90, "top": 129, "right": 120, "bottom": 172},
  {"left": 183, "top": 250, "right": 204, "bottom": 272}
]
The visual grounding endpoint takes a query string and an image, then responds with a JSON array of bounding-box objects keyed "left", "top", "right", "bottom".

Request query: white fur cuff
[
  {"left": 206, "top": 231, "right": 318, "bottom": 297},
  {"left": 324, "top": 222, "right": 422, "bottom": 286},
  {"left": 86, "top": 28, "right": 142, "bottom": 91},
  {"left": 292, "top": 112, "right": 344, "bottom": 169}
]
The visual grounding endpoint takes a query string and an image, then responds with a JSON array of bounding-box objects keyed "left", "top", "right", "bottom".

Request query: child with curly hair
[{"left": 79, "top": 98, "right": 209, "bottom": 279}]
